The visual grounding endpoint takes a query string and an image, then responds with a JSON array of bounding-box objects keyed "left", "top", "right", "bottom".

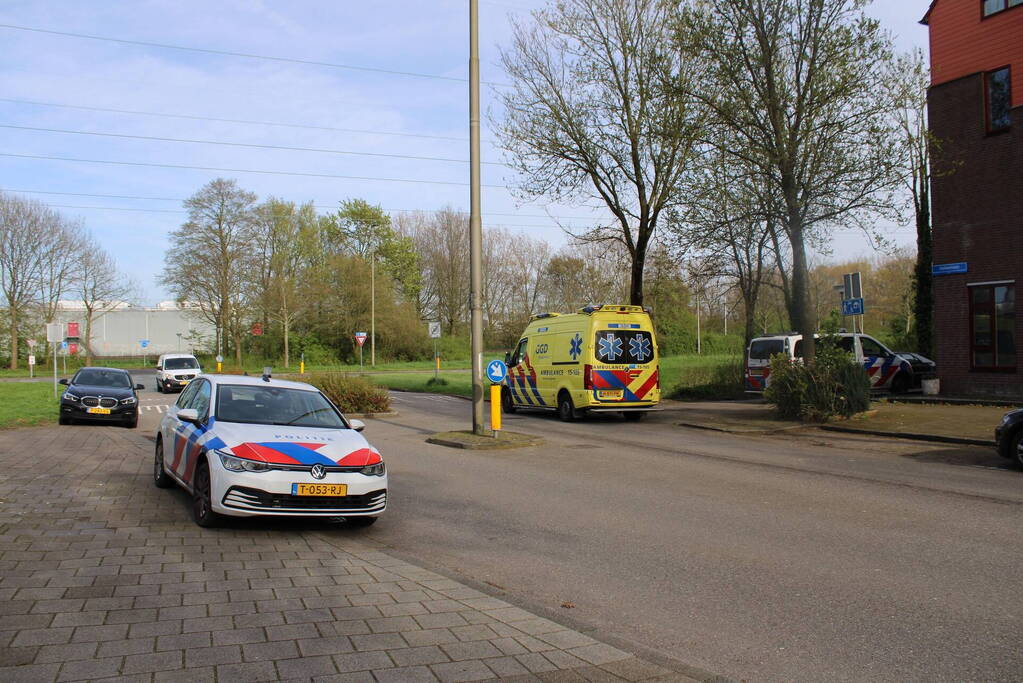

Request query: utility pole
[
  {"left": 371, "top": 255, "right": 376, "bottom": 367},
  {"left": 469, "top": 0, "right": 485, "bottom": 434}
]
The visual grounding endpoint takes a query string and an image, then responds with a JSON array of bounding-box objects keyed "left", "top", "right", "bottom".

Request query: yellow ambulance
[{"left": 502, "top": 304, "right": 660, "bottom": 421}]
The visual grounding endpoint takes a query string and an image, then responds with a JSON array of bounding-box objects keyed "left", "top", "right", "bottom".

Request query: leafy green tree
[
  {"left": 677, "top": 0, "right": 903, "bottom": 361},
  {"left": 495, "top": 0, "right": 705, "bottom": 306}
]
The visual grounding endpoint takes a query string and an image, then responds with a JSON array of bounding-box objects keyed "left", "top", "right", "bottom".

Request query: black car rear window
[{"left": 749, "top": 340, "right": 784, "bottom": 360}]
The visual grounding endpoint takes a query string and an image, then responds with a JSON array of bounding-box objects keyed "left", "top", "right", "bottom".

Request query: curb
[
  {"left": 346, "top": 410, "right": 399, "bottom": 419},
  {"left": 676, "top": 421, "right": 807, "bottom": 435},
  {"left": 818, "top": 424, "right": 992, "bottom": 447},
  {"left": 425, "top": 433, "right": 543, "bottom": 450}
]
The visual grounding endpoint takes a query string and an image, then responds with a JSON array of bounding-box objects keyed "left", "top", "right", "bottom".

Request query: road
[{"left": 337, "top": 391, "right": 1023, "bottom": 682}]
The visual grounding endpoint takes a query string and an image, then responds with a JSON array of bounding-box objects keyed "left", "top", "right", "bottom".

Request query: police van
[
  {"left": 745, "top": 332, "right": 915, "bottom": 394},
  {"left": 503, "top": 305, "right": 660, "bottom": 421}
]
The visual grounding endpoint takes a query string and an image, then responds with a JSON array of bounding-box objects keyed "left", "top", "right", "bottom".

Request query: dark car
[
  {"left": 994, "top": 407, "right": 1023, "bottom": 467},
  {"left": 59, "top": 367, "right": 145, "bottom": 428}
]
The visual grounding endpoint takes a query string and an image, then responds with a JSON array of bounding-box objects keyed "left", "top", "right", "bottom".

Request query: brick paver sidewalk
[{"left": 0, "top": 426, "right": 696, "bottom": 682}]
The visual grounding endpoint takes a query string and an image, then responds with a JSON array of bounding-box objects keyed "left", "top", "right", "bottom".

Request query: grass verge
[
  {"left": 0, "top": 383, "right": 59, "bottom": 429},
  {"left": 663, "top": 354, "right": 745, "bottom": 401},
  {"left": 368, "top": 372, "right": 474, "bottom": 398}
]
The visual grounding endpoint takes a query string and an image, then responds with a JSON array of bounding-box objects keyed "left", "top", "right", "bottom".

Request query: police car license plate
[
  {"left": 597, "top": 390, "right": 623, "bottom": 400},
  {"left": 87, "top": 407, "right": 111, "bottom": 414},
  {"left": 292, "top": 483, "right": 347, "bottom": 496}
]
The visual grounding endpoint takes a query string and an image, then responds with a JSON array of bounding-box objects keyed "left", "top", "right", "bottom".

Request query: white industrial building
[{"left": 52, "top": 301, "right": 216, "bottom": 357}]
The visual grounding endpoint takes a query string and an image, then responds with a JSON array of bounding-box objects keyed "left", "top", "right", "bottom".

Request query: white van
[
  {"left": 155, "top": 353, "right": 202, "bottom": 393},
  {"left": 745, "top": 332, "right": 915, "bottom": 394}
]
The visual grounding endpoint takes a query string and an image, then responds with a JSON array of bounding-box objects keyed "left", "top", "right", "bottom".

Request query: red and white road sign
[
  {"left": 354, "top": 332, "right": 368, "bottom": 348},
  {"left": 251, "top": 322, "right": 263, "bottom": 336},
  {"left": 26, "top": 338, "right": 36, "bottom": 348}
]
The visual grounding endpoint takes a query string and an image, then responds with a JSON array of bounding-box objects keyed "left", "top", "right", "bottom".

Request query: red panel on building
[
  {"left": 925, "top": 0, "right": 1023, "bottom": 106},
  {"left": 66, "top": 321, "right": 80, "bottom": 339}
]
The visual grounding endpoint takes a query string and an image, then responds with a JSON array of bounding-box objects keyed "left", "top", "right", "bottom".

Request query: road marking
[{"left": 141, "top": 405, "right": 169, "bottom": 413}]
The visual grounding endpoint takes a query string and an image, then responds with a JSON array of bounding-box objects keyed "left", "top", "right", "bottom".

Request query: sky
[{"left": 0, "top": 1, "right": 933, "bottom": 305}]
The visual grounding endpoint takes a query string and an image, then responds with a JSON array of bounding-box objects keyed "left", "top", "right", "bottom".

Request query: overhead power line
[
  {"left": 0, "top": 97, "right": 477, "bottom": 143},
  {"left": 0, "top": 152, "right": 508, "bottom": 188},
  {"left": 41, "top": 203, "right": 575, "bottom": 232},
  {"left": 2, "top": 189, "right": 599, "bottom": 221},
  {"left": 0, "top": 23, "right": 508, "bottom": 86},
  {"left": 0, "top": 123, "right": 503, "bottom": 166}
]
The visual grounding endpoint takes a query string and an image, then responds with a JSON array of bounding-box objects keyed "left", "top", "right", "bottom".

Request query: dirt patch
[{"left": 832, "top": 402, "right": 1003, "bottom": 444}]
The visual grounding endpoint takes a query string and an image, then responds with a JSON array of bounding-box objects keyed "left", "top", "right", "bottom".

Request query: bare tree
[
  {"left": 678, "top": 0, "right": 902, "bottom": 360},
  {"left": 75, "top": 236, "right": 137, "bottom": 364},
  {"left": 408, "top": 208, "right": 470, "bottom": 335},
  {"left": 495, "top": 0, "right": 705, "bottom": 305},
  {"left": 0, "top": 192, "right": 81, "bottom": 368},
  {"left": 890, "top": 49, "right": 935, "bottom": 358},
  {"left": 161, "top": 178, "right": 257, "bottom": 366}
]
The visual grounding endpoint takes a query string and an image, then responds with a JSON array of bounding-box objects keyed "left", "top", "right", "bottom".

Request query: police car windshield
[
  {"left": 165, "top": 358, "right": 199, "bottom": 370},
  {"left": 74, "top": 369, "right": 131, "bottom": 388},
  {"left": 215, "top": 385, "right": 346, "bottom": 428}
]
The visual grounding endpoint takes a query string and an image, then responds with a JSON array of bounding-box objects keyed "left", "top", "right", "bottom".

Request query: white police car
[{"left": 154, "top": 373, "right": 386, "bottom": 528}]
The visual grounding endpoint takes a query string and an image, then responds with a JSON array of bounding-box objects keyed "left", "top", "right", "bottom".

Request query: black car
[
  {"left": 59, "top": 367, "right": 145, "bottom": 428},
  {"left": 994, "top": 407, "right": 1023, "bottom": 467}
]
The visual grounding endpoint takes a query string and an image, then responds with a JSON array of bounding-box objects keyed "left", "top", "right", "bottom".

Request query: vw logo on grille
[{"left": 310, "top": 464, "right": 326, "bottom": 480}]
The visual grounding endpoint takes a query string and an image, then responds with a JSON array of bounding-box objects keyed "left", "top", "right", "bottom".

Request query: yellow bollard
[
  {"left": 300, "top": 360, "right": 305, "bottom": 375},
  {"left": 490, "top": 384, "right": 501, "bottom": 435},
  {"left": 217, "top": 361, "right": 222, "bottom": 373},
  {"left": 435, "top": 355, "right": 440, "bottom": 372}
]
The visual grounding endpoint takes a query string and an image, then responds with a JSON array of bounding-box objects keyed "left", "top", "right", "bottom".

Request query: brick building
[{"left": 923, "top": 0, "right": 1023, "bottom": 397}]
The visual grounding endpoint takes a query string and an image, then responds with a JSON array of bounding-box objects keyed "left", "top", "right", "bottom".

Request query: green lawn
[
  {"left": 0, "top": 382, "right": 60, "bottom": 429},
  {"left": 368, "top": 371, "right": 474, "bottom": 398}
]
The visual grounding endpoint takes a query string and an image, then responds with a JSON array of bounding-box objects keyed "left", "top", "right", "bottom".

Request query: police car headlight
[
  {"left": 217, "top": 450, "right": 270, "bottom": 473},
  {"left": 120, "top": 396, "right": 137, "bottom": 405},
  {"left": 360, "top": 462, "right": 385, "bottom": 477}
]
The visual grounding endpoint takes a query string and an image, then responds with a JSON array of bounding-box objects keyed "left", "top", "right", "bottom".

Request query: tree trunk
[
  {"left": 789, "top": 226, "right": 815, "bottom": 362},
  {"left": 743, "top": 294, "right": 757, "bottom": 347},
  {"left": 913, "top": 180, "right": 933, "bottom": 358},
  {"left": 283, "top": 316, "right": 290, "bottom": 368},
  {"left": 8, "top": 307, "right": 18, "bottom": 370},
  {"left": 629, "top": 231, "right": 648, "bottom": 306},
  {"left": 84, "top": 308, "right": 94, "bottom": 365}
]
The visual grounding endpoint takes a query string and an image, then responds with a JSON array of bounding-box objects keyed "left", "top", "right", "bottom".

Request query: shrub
[
  {"left": 764, "top": 337, "right": 871, "bottom": 422},
  {"left": 305, "top": 372, "right": 391, "bottom": 414}
]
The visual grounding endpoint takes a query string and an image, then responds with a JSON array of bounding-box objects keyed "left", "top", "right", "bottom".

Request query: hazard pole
[{"left": 469, "top": 0, "right": 485, "bottom": 435}]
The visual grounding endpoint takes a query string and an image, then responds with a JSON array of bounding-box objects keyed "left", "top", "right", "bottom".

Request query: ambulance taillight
[{"left": 583, "top": 364, "right": 593, "bottom": 390}]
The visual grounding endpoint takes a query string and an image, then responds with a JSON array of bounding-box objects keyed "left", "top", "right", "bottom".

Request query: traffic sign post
[
  {"left": 428, "top": 322, "right": 441, "bottom": 381},
  {"left": 485, "top": 360, "right": 508, "bottom": 437},
  {"left": 216, "top": 354, "right": 224, "bottom": 373},
  {"left": 140, "top": 339, "right": 150, "bottom": 367},
  {"left": 28, "top": 354, "right": 34, "bottom": 378},
  {"left": 354, "top": 332, "right": 368, "bottom": 368},
  {"left": 841, "top": 272, "right": 865, "bottom": 333}
]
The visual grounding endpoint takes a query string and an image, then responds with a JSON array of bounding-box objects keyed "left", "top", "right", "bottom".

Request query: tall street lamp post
[{"left": 469, "top": 0, "right": 485, "bottom": 434}]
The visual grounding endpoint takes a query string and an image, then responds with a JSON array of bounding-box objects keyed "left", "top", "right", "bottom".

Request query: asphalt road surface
[{"left": 338, "top": 392, "right": 1023, "bottom": 682}]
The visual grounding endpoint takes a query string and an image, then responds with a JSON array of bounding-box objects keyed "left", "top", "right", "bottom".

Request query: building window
[
  {"left": 970, "top": 284, "right": 1016, "bottom": 371},
  {"left": 986, "top": 68, "right": 1012, "bottom": 132},
  {"left": 984, "top": 0, "right": 1023, "bottom": 18}
]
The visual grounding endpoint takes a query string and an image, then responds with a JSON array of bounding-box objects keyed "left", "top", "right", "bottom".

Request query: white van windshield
[
  {"left": 164, "top": 357, "right": 199, "bottom": 370},
  {"left": 594, "top": 330, "right": 653, "bottom": 364}
]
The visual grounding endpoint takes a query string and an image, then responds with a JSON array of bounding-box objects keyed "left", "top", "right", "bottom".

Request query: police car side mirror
[
  {"left": 177, "top": 408, "right": 201, "bottom": 424},
  {"left": 349, "top": 419, "right": 365, "bottom": 432}
]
